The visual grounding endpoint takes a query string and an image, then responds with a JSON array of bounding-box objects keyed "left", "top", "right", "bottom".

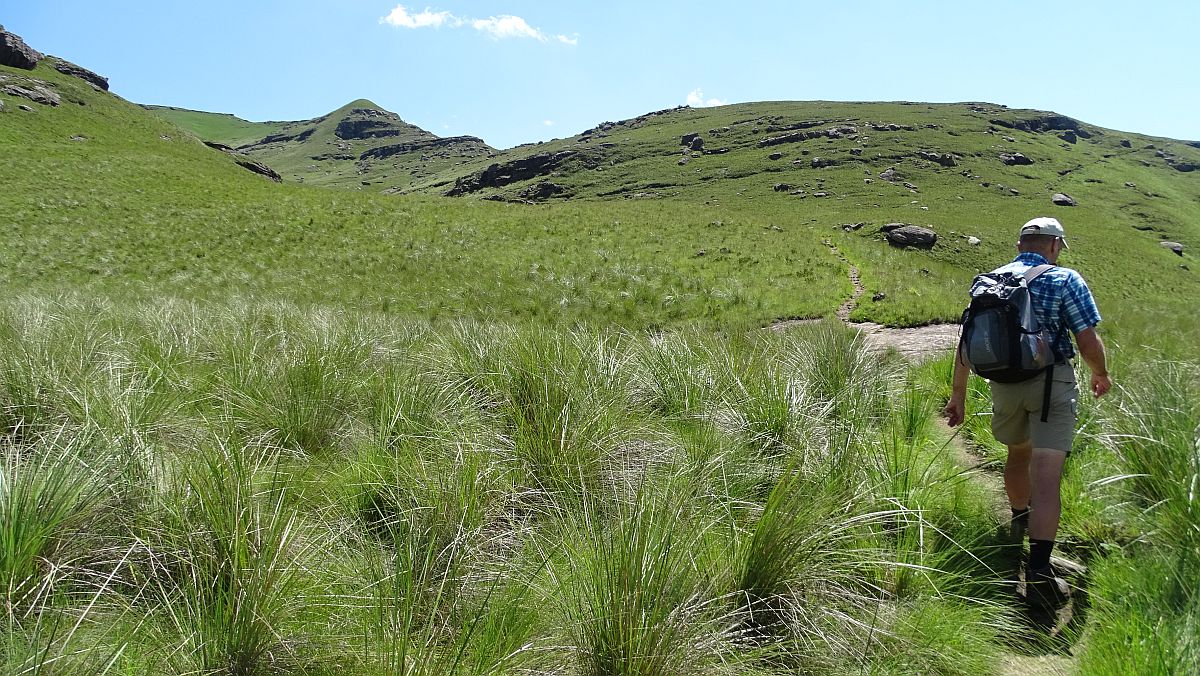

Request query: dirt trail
[
  {"left": 935, "top": 420, "right": 1083, "bottom": 674},
  {"left": 770, "top": 240, "right": 961, "bottom": 361}
]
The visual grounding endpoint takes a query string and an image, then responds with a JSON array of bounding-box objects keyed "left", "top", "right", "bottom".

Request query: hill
[
  {"left": 3, "top": 37, "right": 1199, "bottom": 341},
  {"left": 145, "top": 99, "right": 496, "bottom": 189}
]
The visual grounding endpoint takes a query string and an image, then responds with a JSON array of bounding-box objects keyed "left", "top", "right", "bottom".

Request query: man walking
[{"left": 943, "top": 216, "right": 1112, "bottom": 606}]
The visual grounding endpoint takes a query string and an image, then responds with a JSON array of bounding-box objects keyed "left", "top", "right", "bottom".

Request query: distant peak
[{"left": 341, "top": 98, "right": 383, "bottom": 112}]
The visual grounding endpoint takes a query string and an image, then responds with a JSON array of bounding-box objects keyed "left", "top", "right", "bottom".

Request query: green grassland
[
  {"left": 6, "top": 59, "right": 1199, "bottom": 341},
  {"left": 147, "top": 98, "right": 495, "bottom": 190},
  {"left": 142, "top": 105, "right": 289, "bottom": 147},
  {"left": 2, "top": 52, "right": 1199, "bottom": 675}
]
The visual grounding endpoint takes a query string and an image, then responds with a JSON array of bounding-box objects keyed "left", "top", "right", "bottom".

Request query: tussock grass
[{"left": 0, "top": 296, "right": 1191, "bottom": 673}]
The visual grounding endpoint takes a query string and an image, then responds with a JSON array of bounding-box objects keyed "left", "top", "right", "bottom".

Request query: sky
[{"left": 5, "top": 1, "right": 1198, "bottom": 149}]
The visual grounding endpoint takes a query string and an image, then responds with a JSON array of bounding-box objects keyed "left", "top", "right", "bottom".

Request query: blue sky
[{"left": 6, "top": 1, "right": 1197, "bottom": 149}]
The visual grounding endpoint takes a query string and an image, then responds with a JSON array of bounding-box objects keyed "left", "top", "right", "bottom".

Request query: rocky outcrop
[
  {"left": 991, "top": 114, "right": 1092, "bottom": 138},
  {"left": 1052, "top": 192, "right": 1077, "bottom": 206},
  {"left": 2, "top": 83, "right": 59, "bottom": 106},
  {"left": 1000, "top": 152, "right": 1033, "bottom": 166},
  {"left": 49, "top": 57, "right": 108, "bottom": 91},
  {"left": 516, "top": 181, "right": 567, "bottom": 201},
  {"left": 251, "top": 128, "right": 316, "bottom": 146},
  {"left": 884, "top": 225, "right": 938, "bottom": 249},
  {"left": 758, "top": 124, "right": 858, "bottom": 147},
  {"left": 447, "top": 150, "right": 604, "bottom": 196},
  {"left": 918, "top": 151, "right": 957, "bottom": 167},
  {"left": 360, "top": 135, "right": 489, "bottom": 161},
  {"left": 334, "top": 108, "right": 421, "bottom": 140},
  {"left": 0, "top": 26, "right": 43, "bottom": 70},
  {"left": 1160, "top": 241, "right": 1184, "bottom": 256},
  {"left": 203, "top": 141, "right": 282, "bottom": 182}
]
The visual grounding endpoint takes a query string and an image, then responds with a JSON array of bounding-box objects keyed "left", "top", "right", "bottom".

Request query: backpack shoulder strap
[{"left": 1023, "top": 264, "right": 1054, "bottom": 284}]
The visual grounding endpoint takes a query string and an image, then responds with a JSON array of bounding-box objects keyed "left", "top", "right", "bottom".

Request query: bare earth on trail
[
  {"left": 770, "top": 240, "right": 961, "bottom": 361},
  {"left": 770, "top": 318, "right": 961, "bottom": 361}
]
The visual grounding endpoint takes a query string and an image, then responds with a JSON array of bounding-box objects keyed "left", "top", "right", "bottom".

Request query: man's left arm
[
  {"left": 1063, "top": 272, "right": 1110, "bottom": 398},
  {"left": 1075, "top": 327, "right": 1111, "bottom": 398}
]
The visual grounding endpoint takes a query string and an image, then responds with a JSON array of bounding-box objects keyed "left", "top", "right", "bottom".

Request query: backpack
[{"left": 959, "top": 264, "right": 1061, "bottom": 420}]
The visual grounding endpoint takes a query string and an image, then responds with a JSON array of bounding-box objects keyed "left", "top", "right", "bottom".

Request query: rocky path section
[{"left": 771, "top": 240, "right": 960, "bottom": 361}]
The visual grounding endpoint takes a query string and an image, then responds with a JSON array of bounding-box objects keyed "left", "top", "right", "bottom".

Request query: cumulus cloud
[
  {"left": 472, "top": 15, "right": 544, "bottom": 40},
  {"left": 686, "top": 88, "right": 726, "bottom": 107},
  {"left": 381, "top": 5, "right": 460, "bottom": 28},
  {"left": 543, "top": 120, "right": 556, "bottom": 126},
  {"left": 380, "top": 5, "right": 575, "bottom": 44}
]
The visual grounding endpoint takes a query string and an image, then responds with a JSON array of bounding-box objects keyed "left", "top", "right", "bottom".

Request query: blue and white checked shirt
[{"left": 970, "top": 252, "right": 1101, "bottom": 360}]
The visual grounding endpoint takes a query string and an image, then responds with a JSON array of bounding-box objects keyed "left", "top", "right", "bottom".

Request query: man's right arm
[
  {"left": 1075, "top": 326, "right": 1111, "bottom": 398},
  {"left": 943, "top": 346, "right": 971, "bottom": 426}
]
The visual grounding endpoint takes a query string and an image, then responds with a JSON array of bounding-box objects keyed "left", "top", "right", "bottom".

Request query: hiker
[{"left": 942, "top": 216, "right": 1111, "bottom": 606}]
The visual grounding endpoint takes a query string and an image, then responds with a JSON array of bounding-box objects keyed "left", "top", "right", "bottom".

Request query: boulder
[
  {"left": 841, "top": 222, "right": 864, "bottom": 231},
  {"left": 0, "top": 26, "right": 43, "bottom": 70},
  {"left": 49, "top": 57, "right": 109, "bottom": 91},
  {"left": 690, "top": 136, "right": 704, "bottom": 151},
  {"left": 885, "top": 225, "right": 938, "bottom": 249},
  {"left": 1058, "top": 130, "right": 1078, "bottom": 144},
  {"left": 516, "top": 181, "right": 566, "bottom": 200},
  {"left": 903, "top": 182, "right": 919, "bottom": 190},
  {"left": 967, "top": 236, "right": 982, "bottom": 246},
  {"left": 1000, "top": 152, "right": 1033, "bottom": 165},
  {"left": 879, "top": 223, "right": 905, "bottom": 233},
  {"left": 2, "top": 84, "right": 60, "bottom": 106},
  {"left": 681, "top": 132, "right": 700, "bottom": 146},
  {"left": 1160, "top": 241, "right": 1184, "bottom": 256},
  {"left": 1052, "top": 192, "right": 1077, "bottom": 206},
  {"left": 811, "top": 157, "right": 833, "bottom": 168},
  {"left": 879, "top": 167, "right": 900, "bottom": 182},
  {"left": 918, "top": 150, "right": 957, "bottom": 167},
  {"left": 1125, "top": 182, "right": 1136, "bottom": 188},
  {"left": 1119, "top": 139, "right": 1132, "bottom": 148},
  {"left": 1171, "top": 162, "right": 1196, "bottom": 172},
  {"left": 773, "top": 183, "right": 792, "bottom": 192},
  {"left": 768, "top": 152, "right": 783, "bottom": 160}
]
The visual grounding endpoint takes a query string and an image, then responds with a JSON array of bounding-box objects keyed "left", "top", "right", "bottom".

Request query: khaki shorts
[{"left": 989, "top": 365, "right": 1078, "bottom": 453}]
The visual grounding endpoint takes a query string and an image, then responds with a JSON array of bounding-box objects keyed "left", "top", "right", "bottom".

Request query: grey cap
[{"left": 1020, "top": 216, "right": 1069, "bottom": 248}]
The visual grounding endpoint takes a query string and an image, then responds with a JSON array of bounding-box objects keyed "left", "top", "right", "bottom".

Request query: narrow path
[
  {"left": 770, "top": 240, "right": 960, "bottom": 361},
  {"left": 935, "top": 419, "right": 1082, "bottom": 675},
  {"left": 823, "top": 238, "right": 865, "bottom": 322}
]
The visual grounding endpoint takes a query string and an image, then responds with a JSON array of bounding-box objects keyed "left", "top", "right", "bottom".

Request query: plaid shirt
[{"left": 971, "top": 252, "right": 1101, "bottom": 360}]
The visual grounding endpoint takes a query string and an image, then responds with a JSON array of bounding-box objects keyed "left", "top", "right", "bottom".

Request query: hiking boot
[{"left": 1025, "top": 566, "right": 1069, "bottom": 609}]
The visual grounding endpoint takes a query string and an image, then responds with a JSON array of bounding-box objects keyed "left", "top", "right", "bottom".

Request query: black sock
[
  {"left": 1011, "top": 507, "right": 1030, "bottom": 524},
  {"left": 1029, "top": 539, "right": 1055, "bottom": 570}
]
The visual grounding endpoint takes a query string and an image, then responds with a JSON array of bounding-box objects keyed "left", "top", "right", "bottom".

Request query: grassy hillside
[
  {"left": 142, "top": 105, "right": 289, "bottom": 147},
  {"left": 4, "top": 38, "right": 1200, "bottom": 676},
  {"left": 6, "top": 61, "right": 1199, "bottom": 341},
  {"left": 146, "top": 99, "right": 496, "bottom": 190}
]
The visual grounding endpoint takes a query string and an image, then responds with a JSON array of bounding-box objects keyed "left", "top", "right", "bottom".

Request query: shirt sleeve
[{"left": 1061, "top": 272, "right": 1102, "bottom": 334}]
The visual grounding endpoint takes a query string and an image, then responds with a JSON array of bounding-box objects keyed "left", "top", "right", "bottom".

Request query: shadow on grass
[{"left": 985, "top": 522, "right": 1092, "bottom": 659}]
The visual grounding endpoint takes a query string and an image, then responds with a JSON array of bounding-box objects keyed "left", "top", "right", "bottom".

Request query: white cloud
[
  {"left": 686, "top": 88, "right": 726, "bottom": 108},
  {"left": 382, "top": 5, "right": 570, "bottom": 44},
  {"left": 543, "top": 120, "right": 555, "bottom": 126},
  {"left": 472, "top": 15, "right": 545, "bottom": 41},
  {"left": 381, "top": 5, "right": 460, "bottom": 29}
]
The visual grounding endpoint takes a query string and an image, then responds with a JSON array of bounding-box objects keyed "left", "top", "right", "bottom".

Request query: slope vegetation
[{"left": 147, "top": 99, "right": 495, "bottom": 189}]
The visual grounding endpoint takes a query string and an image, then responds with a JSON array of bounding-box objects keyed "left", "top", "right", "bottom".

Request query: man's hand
[
  {"left": 1091, "top": 373, "right": 1112, "bottom": 399},
  {"left": 942, "top": 396, "right": 966, "bottom": 427}
]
